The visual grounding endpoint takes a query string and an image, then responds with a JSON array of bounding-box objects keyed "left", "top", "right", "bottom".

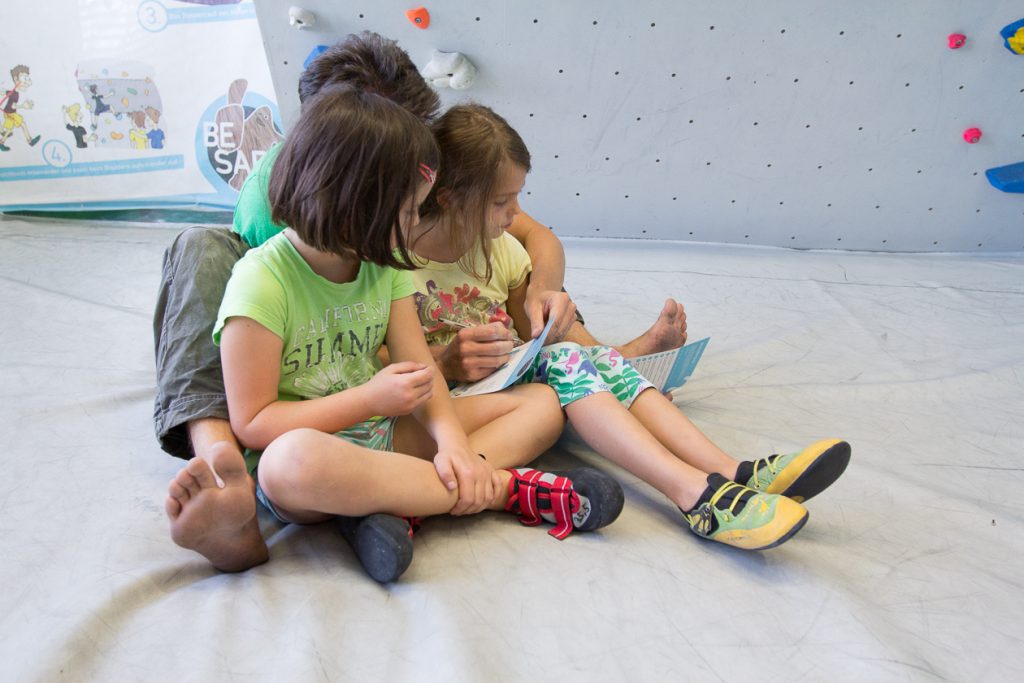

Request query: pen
[{"left": 438, "top": 317, "right": 472, "bottom": 329}]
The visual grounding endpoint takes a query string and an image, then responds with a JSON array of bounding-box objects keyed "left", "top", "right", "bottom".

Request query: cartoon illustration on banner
[
  {"left": 75, "top": 60, "right": 166, "bottom": 151},
  {"left": 0, "top": 65, "right": 42, "bottom": 152}
]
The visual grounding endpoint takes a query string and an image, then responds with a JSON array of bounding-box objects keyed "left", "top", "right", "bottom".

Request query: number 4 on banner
[{"left": 42, "top": 140, "right": 72, "bottom": 169}]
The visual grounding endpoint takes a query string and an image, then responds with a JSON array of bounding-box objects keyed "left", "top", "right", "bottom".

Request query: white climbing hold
[
  {"left": 288, "top": 6, "right": 316, "bottom": 29},
  {"left": 421, "top": 50, "right": 478, "bottom": 90}
]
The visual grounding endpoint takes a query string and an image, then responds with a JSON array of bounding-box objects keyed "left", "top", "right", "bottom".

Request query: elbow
[{"left": 230, "top": 416, "right": 272, "bottom": 452}]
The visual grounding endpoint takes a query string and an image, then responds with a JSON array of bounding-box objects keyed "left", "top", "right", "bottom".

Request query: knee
[
  {"left": 257, "top": 428, "right": 327, "bottom": 494},
  {"left": 516, "top": 382, "right": 562, "bottom": 411},
  {"left": 165, "top": 226, "right": 246, "bottom": 283},
  {"left": 516, "top": 383, "right": 566, "bottom": 438}
]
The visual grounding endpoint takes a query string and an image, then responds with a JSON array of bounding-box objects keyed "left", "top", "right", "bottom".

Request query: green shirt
[
  {"left": 214, "top": 232, "right": 416, "bottom": 403},
  {"left": 232, "top": 141, "right": 285, "bottom": 248}
]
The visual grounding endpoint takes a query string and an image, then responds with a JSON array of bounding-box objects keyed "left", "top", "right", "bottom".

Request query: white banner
[{"left": 0, "top": 0, "right": 282, "bottom": 210}]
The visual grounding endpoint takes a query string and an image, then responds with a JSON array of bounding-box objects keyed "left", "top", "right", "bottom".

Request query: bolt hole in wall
[{"left": 258, "top": 0, "right": 1024, "bottom": 251}]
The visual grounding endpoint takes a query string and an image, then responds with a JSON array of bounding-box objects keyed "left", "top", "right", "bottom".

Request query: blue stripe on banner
[
  {"left": 0, "top": 155, "right": 185, "bottom": 182},
  {"left": 167, "top": 3, "right": 255, "bottom": 25}
]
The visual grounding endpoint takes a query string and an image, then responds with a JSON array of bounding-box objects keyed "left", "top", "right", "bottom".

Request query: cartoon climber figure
[
  {"left": 0, "top": 65, "right": 41, "bottom": 152},
  {"left": 62, "top": 102, "right": 92, "bottom": 148},
  {"left": 129, "top": 110, "right": 148, "bottom": 149},
  {"left": 145, "top": 106, "right": 165, "bottom": 149},
  {"left": 86, "top": 83, "right": 114, "bottom": 130}
]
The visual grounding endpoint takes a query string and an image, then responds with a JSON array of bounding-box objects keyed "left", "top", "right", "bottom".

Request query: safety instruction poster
[{"left": 0, "top": 0, "right": 282, "bottom": 210}]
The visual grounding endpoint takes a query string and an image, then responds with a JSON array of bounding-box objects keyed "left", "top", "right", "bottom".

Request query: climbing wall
[{"left": 254, "top": 0, "right": 1024, "bottom": 252}]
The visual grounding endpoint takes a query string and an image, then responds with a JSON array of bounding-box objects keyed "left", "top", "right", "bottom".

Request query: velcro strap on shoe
[{"left": 505, "top": 468, "right": 580, "bottom": 540}]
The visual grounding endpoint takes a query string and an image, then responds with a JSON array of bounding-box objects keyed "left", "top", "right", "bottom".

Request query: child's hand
[
  {"left": 361, "top": 361, "right": 434, "bottom": 416},
  {"left": 439, "top": 323, "right": 515, "bottom": 382},
  {"left": 433, "top": 447, "right": 500, "bottom": 515}
]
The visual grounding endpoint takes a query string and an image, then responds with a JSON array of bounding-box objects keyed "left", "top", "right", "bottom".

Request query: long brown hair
[
  {"left": 421, "top": 104, "right": 531, "bottom": 281},
  {"left": 268, "top": 85, "right": 439, "bottom": 268}
]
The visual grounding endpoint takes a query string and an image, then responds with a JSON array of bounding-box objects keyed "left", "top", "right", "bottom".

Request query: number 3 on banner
[
  {"left": 138, "top": 1, "right": 169, "bottom": 33},
  {"left": 43, "top": 140, "right": 72, "bottom": 169}
]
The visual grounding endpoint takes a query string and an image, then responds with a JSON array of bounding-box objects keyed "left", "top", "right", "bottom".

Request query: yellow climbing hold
[{"left": 1010, "top": 27, "right": 1024, "bottom": 54}]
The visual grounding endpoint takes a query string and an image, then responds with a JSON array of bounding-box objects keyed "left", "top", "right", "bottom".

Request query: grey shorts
[{"left": 152, "top": 226, "right": 249, "bottom": 459}]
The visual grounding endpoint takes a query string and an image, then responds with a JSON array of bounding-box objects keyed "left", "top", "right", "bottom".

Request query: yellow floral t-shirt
[{"left": 409, "top": 232, "right": 532, "bottom": 347}]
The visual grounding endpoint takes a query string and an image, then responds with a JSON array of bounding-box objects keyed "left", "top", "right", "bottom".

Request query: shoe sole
[
  {"left": 709, "top": 503, "right": 810, "bottom": 551},
  {"left": 336, "top": 514, "right": 414, "bottom": 583},
  {"left": 766, "top": 439, "right": 851, "bottom": 503},
  {"left": 551, "top": 468, "right": 624, "bottom": 532},
  {"left": 751, "top": 506, "right": 809, "bottom": 550}
]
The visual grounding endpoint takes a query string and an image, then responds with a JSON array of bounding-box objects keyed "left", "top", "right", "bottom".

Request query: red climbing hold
[
  {"left": 963, "top": 128, "right": 982, "bottom": 144},
  {"left": 405, "top": 7, "right": 430, "bottom": 29},
  {"left": 947, "top": 33, "right": 966, "bottom": 49}
]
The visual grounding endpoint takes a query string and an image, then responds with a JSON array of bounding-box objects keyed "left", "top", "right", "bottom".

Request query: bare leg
[
  {"left": 563, "top": 392, "right": 714, "bottom": 510},
  {"left": 165, "top": 418, "right": 268, "bottom": 572},
  {"left": 627, "top": 389, "right": 740, "bottom": 477},
  {"left": 259, "top": 383, "right": 564, "bottom": 523},
  {"left": 617, "top": 298, "right": 688, "bottom": 358},
  {"left": 560, "top": 299, "right": 687, "bottom": 358},
  {"left": 443, "top": 383, "right": 565, "bottom": 469},
  {"left": 562, "top": 321, "right": 602, "bottom": 347},
  {"left": 391, "top": 383, "right": 564, "bottom": 469},
  {"left": 255, "top": 428, "right": 516, "bottom": 522}
]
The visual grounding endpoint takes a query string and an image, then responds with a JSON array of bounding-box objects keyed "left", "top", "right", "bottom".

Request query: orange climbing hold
[{"left": 405, "top": 7, "right": 430, "bottom": 29}]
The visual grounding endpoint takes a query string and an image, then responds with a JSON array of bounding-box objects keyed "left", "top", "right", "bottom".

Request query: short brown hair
[
  {"left": 268, "top": 85, "right": 439, "bottom": 268},
  {"left": 11, "top": 65, "right": 29, "bottom": 82},
  {"left": 298, "top": 31, "right": 440, "bottom": 123},
  {"left": 421, "top": 104, "right": 531, "bottom": 281}
]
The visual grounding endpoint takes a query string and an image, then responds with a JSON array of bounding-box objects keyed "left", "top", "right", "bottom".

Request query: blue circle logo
[{"left": 194, "top": 88, "right": 284, "bottom": 203}]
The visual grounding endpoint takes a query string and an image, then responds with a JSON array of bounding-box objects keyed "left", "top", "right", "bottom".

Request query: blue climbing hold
[
  {"left": 303, "top": 45, "right": 328, "bottom": 70},
  {"left": 986, "top": 162, "right": 1024, "bottom": 193},
  {"left": 1000, "top": 18, "right": 1024, "bottom": 54}
]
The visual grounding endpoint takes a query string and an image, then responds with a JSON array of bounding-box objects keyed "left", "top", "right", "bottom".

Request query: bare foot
[
  {"left": 165, "top": 441, "right": 268, "bottom": 572},
  {"left": 617, "top": 298, "right": 688, "bottom": 358}
]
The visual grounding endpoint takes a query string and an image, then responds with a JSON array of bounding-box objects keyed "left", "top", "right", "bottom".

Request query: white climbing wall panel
[{"left": 254, "top": 0, "right": 1024, "bottom": 252}]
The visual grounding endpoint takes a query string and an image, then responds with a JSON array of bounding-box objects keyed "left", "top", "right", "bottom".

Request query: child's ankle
[
  {"left": 680, "top": 473, "right": 723, "bottom": 513},
  {"left": 733, "top": 460, "right": 754, "bottom": 484},
  {"left": 490, "top": 469, "right": 513, "bottom": 511}
]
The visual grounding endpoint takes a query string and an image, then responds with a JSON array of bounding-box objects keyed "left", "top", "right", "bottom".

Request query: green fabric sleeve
[{"left": 232, "top": 142, "right": 286, "bottom": 248}]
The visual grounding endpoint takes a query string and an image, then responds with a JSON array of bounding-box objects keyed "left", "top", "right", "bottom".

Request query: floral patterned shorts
[{"left": 519, "top": 342, "right": 654, "bottom": 408}]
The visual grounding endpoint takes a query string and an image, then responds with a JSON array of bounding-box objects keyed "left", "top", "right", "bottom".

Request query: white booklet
[
  {"left": 627, "top": 337, "right": 709, "bottom": 392},
  {"left": 448, "top": 316, "right": 557, "bottom": 398}
]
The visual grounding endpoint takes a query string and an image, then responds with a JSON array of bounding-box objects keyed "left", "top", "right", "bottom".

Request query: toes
[
  {"left": 166, "top": 474, "right": 194, "bottom": 521},
  {"left": 206, "top": 442, "right": 249, "bottom": 487},
  {"left": 168, "top": 474, "right": 199, "bottom": 510},
  {"left": 184, "top": 456, "right": 221, "bottom": 490},
  {"left": 165, "top": 494, "right": 183, "bottom": 520},
  {"left": 660, "top": 298, "right": 676, "bottom": 320},
  {"left": 171, "top": 467, "right": 201, "bottom": 496}
]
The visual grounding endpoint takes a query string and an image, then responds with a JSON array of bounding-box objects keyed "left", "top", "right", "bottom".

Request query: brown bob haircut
[
  {"left": 298, "top": 31, "right": 440, "bottom": 123},
  {"left": 268, "top": 85, "right": 439, "bottom": 268},
  {"left": 420, "top": 104, "right": 531, "bottom": 282}
]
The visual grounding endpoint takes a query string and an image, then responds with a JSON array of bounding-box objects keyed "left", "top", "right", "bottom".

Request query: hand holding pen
[{"left": 435, "top": 318, "right": 516, "bottom": 383}]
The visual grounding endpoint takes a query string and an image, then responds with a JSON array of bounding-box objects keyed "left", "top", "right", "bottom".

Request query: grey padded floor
[{"left": 1, "top": 216, "right": 1021, "bottom": 682}]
